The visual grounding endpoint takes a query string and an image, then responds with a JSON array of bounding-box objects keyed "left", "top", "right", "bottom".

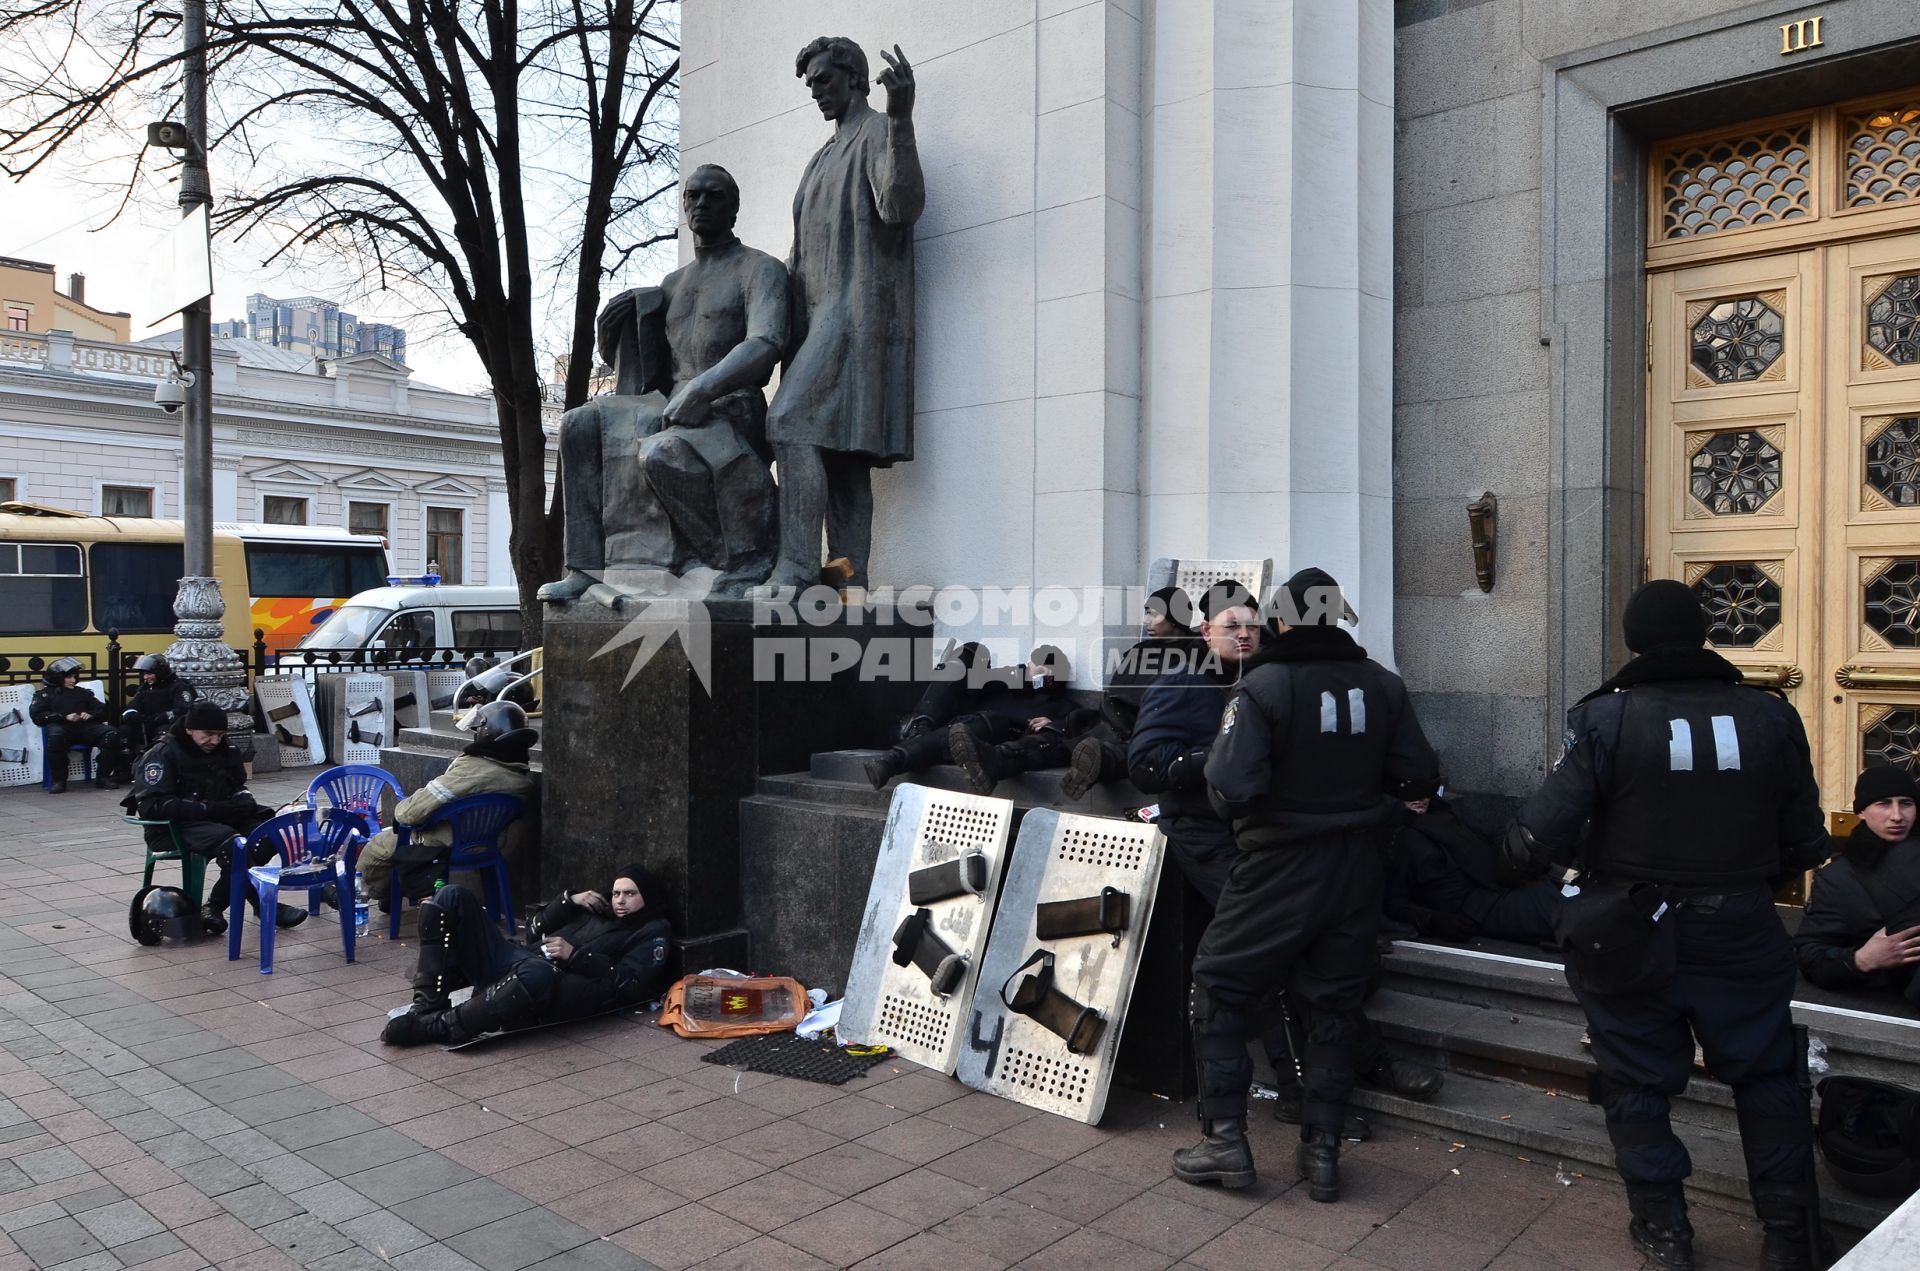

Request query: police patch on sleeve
[
  {"left": 142, "top": 761, "right": 165, "bottom": 787},
  {"left": 651, "top": 943, "right": 668, "bottom": 963},
  {"left": 1551, "top": 728, "right": 1576, "bottom": 772},
  {"left": 1218, "top": 697, "right": 1239, "bottom": 738}
]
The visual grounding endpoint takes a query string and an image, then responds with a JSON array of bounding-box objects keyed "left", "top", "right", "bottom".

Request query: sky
[{"left": 2, "top": 158, "right": 492, "bottom": 393}]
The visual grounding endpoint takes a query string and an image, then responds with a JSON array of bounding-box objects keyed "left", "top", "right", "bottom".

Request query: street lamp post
[{"left": 160, "top": 0, "right": 252, "bottom": 745}]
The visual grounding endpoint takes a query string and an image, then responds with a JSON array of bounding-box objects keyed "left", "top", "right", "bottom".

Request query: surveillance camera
[{"left": 153, "top": 377, "right": 187, "bottom": 414}]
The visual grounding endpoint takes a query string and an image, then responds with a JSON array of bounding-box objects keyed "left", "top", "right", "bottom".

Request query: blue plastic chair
[
  {"left": 41, "top": 731, "right": 93, "bottom": 790},
  {"left": 228, "top": 808, "right": 370, "bottom": 974},
  {"left": 306, "top": 764, "right": 404, "bottom": 831},
  {"left": 388, "top": 793, "right": 523, "bottom": 938}
]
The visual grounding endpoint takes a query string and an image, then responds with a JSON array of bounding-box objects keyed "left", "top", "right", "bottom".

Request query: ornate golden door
[{"left": 1647, "top": 97, "right": 1920, "bottom": 814}]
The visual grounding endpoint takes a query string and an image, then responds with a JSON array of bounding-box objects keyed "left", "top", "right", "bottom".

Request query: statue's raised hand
[{"left": 876, "top": 45, "right": 914, "bottom": 119}]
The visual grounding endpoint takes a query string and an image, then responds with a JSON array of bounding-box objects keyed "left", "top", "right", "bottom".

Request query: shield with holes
[
  {"left": 956, "top": 808, "right": 1166, "bottom": 1123},
  {"left": 255, "top": 677, "right": 324, "bottom": 767},
  {"left": 839, "top": 784, "right": 1015, "bottom": 1074}
]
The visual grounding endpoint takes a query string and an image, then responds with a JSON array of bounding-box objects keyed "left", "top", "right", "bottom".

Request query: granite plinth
[{"left": 539, "top": 599, "right": 928, "bottom": 960}]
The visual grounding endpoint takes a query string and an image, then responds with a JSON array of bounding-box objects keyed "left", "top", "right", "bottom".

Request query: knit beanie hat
[
  {"left": 182, "top": 702, "right": 227, "bottom": 732},
  {"left": 1853, "top": 765, "right": 1919, "bottom": 812},
  {"left": 1622, "top": 579, "right": 1707, "bottom": 653},
  {"left": 1273, "top": 567, "right": 1357, "bottom": 628}
]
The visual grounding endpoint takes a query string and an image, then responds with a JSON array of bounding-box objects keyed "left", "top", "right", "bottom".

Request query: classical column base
[{"left": 165, "top": 575, "right": 254, "bottom": 748}]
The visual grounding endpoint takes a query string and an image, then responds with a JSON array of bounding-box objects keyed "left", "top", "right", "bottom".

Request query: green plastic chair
[{"left": 126, "top": 815, "right": 207, "bottom": 909}]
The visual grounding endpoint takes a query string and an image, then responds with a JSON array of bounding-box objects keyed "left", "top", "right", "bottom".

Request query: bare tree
[{"left": 0, "top": 0, "right": 681, "bottom": 643}]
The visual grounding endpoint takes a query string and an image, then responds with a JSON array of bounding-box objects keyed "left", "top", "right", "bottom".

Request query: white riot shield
[
  {"left": 0, "top": 684, "right": 36, "bottom": 787},
  {"left": 314, "top": 674, "right": 393, "bottom": 764},
  {"left": 256, "top": 677, "right": 324, "bottom": 766},
  {"left": 956, "top": 809, "right": 1166, "bottom": 1124},
  {"left": 839, "top": 784, "right": 1014, "bottom": 1074}
]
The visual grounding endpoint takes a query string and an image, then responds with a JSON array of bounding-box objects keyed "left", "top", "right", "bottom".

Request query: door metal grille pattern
[
  {"left": 1862, "top": 707, "right": 1920, "bottom": 775},
  {"left": 1689, "top": 429, "right": 1784, "bottom": 515},
  {"left": 1865, "top": 416, "right": 1920, "bottom": 508},
  {"left": 1689, "top": 563, "right": 1784, "bottom": 648},
  {"left": 1689, "top": 296, "right": 1787, "bottom": 383},
  {"left": 1864, "top": 560, "right": 1920, "bottom": 648},
  {"left": 1845, "top": 105, "right": 1920, "bottom": 208},
  {"left": 1866, "top": 272, "right": 1920, "bottom": 367},
  {"left": 1659, "top": 123, "right": 1813, "bottom": 240}
]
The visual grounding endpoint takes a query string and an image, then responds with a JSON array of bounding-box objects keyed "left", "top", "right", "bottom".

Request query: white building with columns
[{"left": 0, "top": 327, "right": 540, "bottom": 586}]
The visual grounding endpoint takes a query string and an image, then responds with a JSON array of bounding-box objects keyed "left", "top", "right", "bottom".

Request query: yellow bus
[{"left": 0, "top": 504, "right": 388, "bottom": 665}]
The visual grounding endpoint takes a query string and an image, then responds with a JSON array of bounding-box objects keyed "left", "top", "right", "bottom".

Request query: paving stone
[
  {"left": 391, "top": 1177, "right": 535, "bottom": 1240},
  {"left": 258, "top": 1212, "right": 354, "bottom": 1261},
  {"left": 774, "top": 1198, "right": 919, "bottom": 1266},
  {"left": 72, "top": 1199, "right": 164, "bottom": 1246},
  {"left": 10, "top": 1215, "right": 106, "bottom": 1266},
  {"left": 443, "top": 1207, "right": 599, "bottom": 1271},
  {"left": 339, "top": 1148, "right": 481, "bottom": 1206},
  {"left": 298, "top": 1128, "right": 425, "bottom": 1177},
  {"left": 108, "top": 1230, "right": 186, "bottom": 1266},
  {"left": 214, "top": 1182, "right": 303, "bottom": 1227},
  {"left": 336, "top": 1209, "right": 435, "bottom": 1260},
  {"left": 609, "top": 1205, "right": 756, "bottom": 1271}
]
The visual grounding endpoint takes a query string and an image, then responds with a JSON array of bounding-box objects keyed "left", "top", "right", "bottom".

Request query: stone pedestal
[{"left": 540, "top": 599, "right": 928, "bottom": 969}]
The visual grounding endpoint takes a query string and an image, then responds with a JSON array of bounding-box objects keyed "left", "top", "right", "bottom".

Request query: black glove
[{"left": 1164, "top": 747, "right": 1211, "bottom": 791}]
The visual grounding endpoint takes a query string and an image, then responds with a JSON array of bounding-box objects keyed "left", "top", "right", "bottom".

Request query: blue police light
[{"left": 385, "top": 574, "right": 442, "bottom": 587}]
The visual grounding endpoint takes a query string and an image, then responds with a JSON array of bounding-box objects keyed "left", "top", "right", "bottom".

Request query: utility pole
[{"left": 160, "top": 0, "right": 253, "bottom": 745}]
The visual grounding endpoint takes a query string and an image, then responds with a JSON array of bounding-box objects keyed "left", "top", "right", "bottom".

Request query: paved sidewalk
[{"left": 0, "top": 775, "right": 1778, "bottom": 1270}]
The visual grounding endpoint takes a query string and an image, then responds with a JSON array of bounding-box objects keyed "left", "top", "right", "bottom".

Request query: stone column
[
  {"left": 1142, "top": 0, "right": 1396, "bottom": 653},
  {"left": 485, "top": 479, "right": 511, "bottom": 586}
]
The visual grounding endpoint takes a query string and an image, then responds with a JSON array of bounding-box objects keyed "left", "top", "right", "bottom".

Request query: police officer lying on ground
[
  {"left": 1132, "top": 583, "right": 1442, "bottom": 1143},
  {"left": 116, "top": 654, "right": 197, "bottom": 760},
  {"left": 862, "top": 644, "right": 1081, "bottom": 792},
  {"left": 30, "top": 657, "right": 127, "bottom": 792},
  {"left": 1795, "top": 766, "right": 1920, "bottom": 1008},
  {"left": 1384, "top": 779, "right": 1561, "bottom": 947},
  {"left": 1174, "top": 567, "right": 1439, "bottom": 1200},
  {"left": 355, "top": 701, "right": 540, "bottom": 909},
  {"left": 1058, "top": 586, "right": 1203, "bottom": 801},
  {"left": 129, "top": 702, "right": 308, "bottom": 936},
  {"left": 380, "top": 864, "right": 673, "bottom": 1046},
  {"left": 1509, "top": 579, "right": 1833, "bottom": 1271}
]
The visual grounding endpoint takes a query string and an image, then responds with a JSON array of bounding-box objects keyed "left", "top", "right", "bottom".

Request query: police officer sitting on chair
[
  {"left": 1174, "top": 567, "right": 1438, "bottom": 1201},
  {"left": 118, "top": 654, "right": 197, "bottom": 758},
  {"left": 1509, "top": 579, "right": 1832, "bottom": 1271},
  {"left": 1795, "top": 766, "right": 1920, "bottom": 1008},
  {"left": 29, "top": 657, "right": 127, "bottom": 792},
  {"left": 130, "top": 701, "right": 309, "bottom": 936}
]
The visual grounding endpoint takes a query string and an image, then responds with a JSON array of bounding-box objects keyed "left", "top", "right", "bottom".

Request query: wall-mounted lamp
[{"left": 1467, "top": 492, "right": 1497, "bottom": 593}]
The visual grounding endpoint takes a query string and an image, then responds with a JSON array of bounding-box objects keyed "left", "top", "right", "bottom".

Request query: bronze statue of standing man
[{"left": 760, "top": 37, "right": 925, "bottom": 592}]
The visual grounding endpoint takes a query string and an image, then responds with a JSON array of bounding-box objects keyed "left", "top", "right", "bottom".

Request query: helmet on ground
[
  {"left": 133, "top": 653, "right": 172, "bottom": 680},
  {"left": 467, "top": 700, "right": 529, "bottom": 746},
  {"left": 42, "top": 656, "right": 82, "bottom": 686},
  {"left": 1817, "top": 1075, "right": 1920, "bottom": 1199},
  {"left": 129, "top": 886, "right": 201, "bottom": 946}
]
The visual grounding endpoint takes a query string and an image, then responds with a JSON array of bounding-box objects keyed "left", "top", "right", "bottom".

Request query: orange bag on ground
[{"left": 657, "top": 974, "right": 809, "bottom": 1039}]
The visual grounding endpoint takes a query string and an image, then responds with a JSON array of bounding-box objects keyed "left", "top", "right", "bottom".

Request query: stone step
[{"left": 1352, "top": 1067, "right": 1898, "bottom": 1239}]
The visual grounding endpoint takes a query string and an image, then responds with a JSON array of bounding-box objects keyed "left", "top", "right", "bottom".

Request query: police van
[{"left": 295, "top": 575, "right": 521, "bottom": 653}]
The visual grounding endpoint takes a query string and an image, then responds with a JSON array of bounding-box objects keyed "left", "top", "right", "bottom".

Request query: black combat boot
[
  {"left": 1172, "top": 1117, "right": 1255, "bottom": 1189},
  {"left": 863, "top": 748, "right": 907, "bottom": 790},
  {"left": 1753, "top": 1183, "right": 1830, "bottom": 1270},
  {"left": 442, "top": 972, "right": 538, "bottom": 1045},
  {"left": 47, "top": 778, "right": 66, "bottom": 794},
  {"left": 1057, "top": 737, "right": 1105, "bottom": 801},
  {"left": 1358, "top": 1051, "right": 1444, "bottom": 1101},
  {"left": 1269, "top": 1084, "right": 1371, "bottom": 1141},
  {"left": 1295, "top": 1126, "right": 1341, "bottom": 1202},
  {"left": 946, "top": 725, "right": 1000, "bottom": 795},
  {"left": 380, "top": 1007, "right": 453, "bottom": 1047},
  {"left": 1626, "top": 1183, "right": 1696, "bottom": 1270},
  {"left": 199, "top": 901, "right": 229, "bottom": 938}
]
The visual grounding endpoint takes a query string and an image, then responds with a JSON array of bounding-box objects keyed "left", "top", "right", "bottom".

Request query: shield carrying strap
[
  {"left": 348, "top": 698, "right": 384, "bottom": 719},
  {"left": 890, "top": 908, "right": 967, "bottom": 998},
  {"left": 0, "top": 708, "right": 24, "bottom": 728},
  {"left": 265, "top": 700, "right": 302, "bottom": 723},
  {"left": 394, "top": 692, "right": 417, "bottom": 713},
  {"left": 907, "top": 852, "right": 989, "bottom": 905},
  {"left": 1002, "top": 950, "right": 1106, "bottom": 1054},
  {"left": 274, "top": 724, "right": 309, "bottom": 750},
  {"left": 1035, "top": 886, "right": 1130, "bottom": 945}
]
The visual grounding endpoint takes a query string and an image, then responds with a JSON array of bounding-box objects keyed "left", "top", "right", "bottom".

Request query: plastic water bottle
[{"left": 353, "top": 872, "right": 370, "bottom": 937}]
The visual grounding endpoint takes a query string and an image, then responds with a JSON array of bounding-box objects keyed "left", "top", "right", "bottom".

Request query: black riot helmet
[
  {"left": 133, "top": 653, "right": 173, "bottom": 683},
  {"left": 129, "top": 886, "right": 201, "bottom": 946},
  {"left": 457, "top": 654, "right": 535, "bottom": 710},
  {"left": 467, "top": 700, "right": 529, "bottom": 746},
  {"left": 42, "top": 656, "right": 82, "bottom": 687},
  {"left": 1818, "top": 1076, "right": 1920, "bottom": 1199}
]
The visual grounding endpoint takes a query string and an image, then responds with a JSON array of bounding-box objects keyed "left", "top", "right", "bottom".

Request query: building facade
[
  {"left": 213, "top": 292, "right": 410, "bottom": 366},
  {"left": 0, "top": 329, "right": 542, "bottom": 586},
  {"left": 0, "top": 257, "right": 131, "bottom": 344},
  {"left": 684, "top": 0, "right": 1920, "bottom": 810}
]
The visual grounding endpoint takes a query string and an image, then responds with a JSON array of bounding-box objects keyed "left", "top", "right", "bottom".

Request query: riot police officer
[
  {"left": 1174, "top": 568, "right": 1437, "bottom": 1200},
  {"left": 28, "top": 657, "right": 125, "bottom": 792},
  {"left": 1509, "top": 580, "right": 1831, "bottom": 1271},
  {"left": 120, "top": 654, "right": 197, "bottom": 756}
]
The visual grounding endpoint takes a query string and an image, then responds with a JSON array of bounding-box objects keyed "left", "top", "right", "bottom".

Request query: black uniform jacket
[
  {"left": 1102, "top": 635, "right": 1207, "bottom": 740},
  {"left": 29, "top": 683, "right": 108, "bottom": 728},
  {"left": 1386, "top": 799, "right": 1503, "bottom": 932},
  {"left": 1514, "top": 647, "right": 1828, "bottom": 888},
  {"left": 1796, "top": 824, "right": 1920, "bottom": 992},
  {"left": 1204, "top": 626, "right": 1437, "bottom": 844},
  {"left": 130, "top": 719, "right": 263, "bottom": 832},
  {"left": 527, "top": 893, "right": 675, "bottom": 1017},
  {"left": 1128, "top": 663, "right": 1236, "bottom": 845},
  {"left": 129, "top": 678, "right": 197, "bottom": 740}
]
